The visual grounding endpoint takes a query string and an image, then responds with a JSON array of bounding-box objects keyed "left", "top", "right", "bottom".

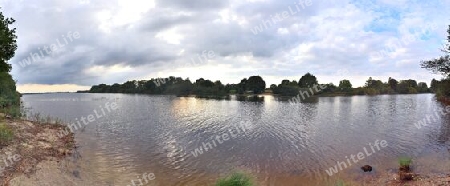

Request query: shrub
[
  {"left": 399, "top": 157, "right": 412, "bottom": 167},
  {"left": 216, "top": 172, "right": 253, "bottom": 186},
  {"left": 0, "top": 122, "right": 13, "bottom": 145}
]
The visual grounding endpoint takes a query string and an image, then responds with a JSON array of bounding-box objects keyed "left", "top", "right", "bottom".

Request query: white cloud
[{"left": 1, "top": 0, "right": 447, "bottom": 92}]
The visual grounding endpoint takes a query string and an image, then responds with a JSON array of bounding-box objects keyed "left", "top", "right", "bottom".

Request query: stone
[{"left": 361, "top": 165, "right": 373, "bottom": 172}]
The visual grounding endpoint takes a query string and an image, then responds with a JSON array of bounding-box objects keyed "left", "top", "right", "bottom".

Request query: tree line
[
  {"left": 89, "top": 72, "right": 431, "bottom": 97},
  {"left": 89, "top": 76, "right": 266, "bottom": 97}
]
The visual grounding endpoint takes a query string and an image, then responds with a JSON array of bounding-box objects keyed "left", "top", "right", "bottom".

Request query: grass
[
  {"left": 334, "top": 180, "right": 348, "bottom": 186},
  {"left": 399, "top": 157, "right": 412, "bottom": 167},
  {"left": 216, "top": 172, "right": 253, "bottom": 186},
  {"left": 28, "top": 112, "right": 64, "bottom": 125},
  {"left": 0, "top": 121, "right": 14, "bottom": 145}
]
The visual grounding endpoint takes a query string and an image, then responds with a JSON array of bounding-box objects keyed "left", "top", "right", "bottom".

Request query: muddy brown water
[{"left": 21, "top": 93, "right": 450, "bottom": 185}]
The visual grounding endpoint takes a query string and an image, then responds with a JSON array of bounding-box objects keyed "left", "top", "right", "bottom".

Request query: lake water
[{"left": 21, "top": 93, "right": 450, "bottom": 185}]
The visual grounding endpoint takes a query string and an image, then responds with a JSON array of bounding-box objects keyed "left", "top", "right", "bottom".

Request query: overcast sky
[{"left": 1, "top": 0, "right": 448, "bottom": 93}]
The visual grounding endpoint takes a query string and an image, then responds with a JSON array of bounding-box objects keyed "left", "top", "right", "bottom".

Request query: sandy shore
[{"left": 0, "top": 114, "right": 82, "bottom": 186}]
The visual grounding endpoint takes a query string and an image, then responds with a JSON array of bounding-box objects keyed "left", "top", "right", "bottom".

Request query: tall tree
[
  {"left": 298, "top": 73, "right": 318, "bottom": 88},
  {"left": 0, "top": 9, "right": 17, "bottom": 72},
  {"left": 0, "top": 9, "right": 19, "bottom": 108},
  {"left": 421, "top": 25, "right": 450, "bottom": 77}
]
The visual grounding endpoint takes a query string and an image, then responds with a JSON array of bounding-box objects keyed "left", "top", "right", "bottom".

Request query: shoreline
[{"left": 0, "top": 113, "right": 76, "bottom": 185}]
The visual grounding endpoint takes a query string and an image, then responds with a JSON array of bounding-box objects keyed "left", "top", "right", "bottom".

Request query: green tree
[
  {"left": 388, "top": 77, "right": 398, "bottom": 91},
  {"left": 430, "top": 78, "right": 438, "bottom": 92},
  {"left": 246, "top": 76, "right": 266, "bottom": 94},
  {"left": 421, "top": 25, "right": 450, "bottom": 77},
  {"left": 338, "top": 80, "right": 352, "bottom": 92},
  {"left": 417, "top": 82, "right": 429, "bottom": 93},
  {"left": 298, "top": 73, "right": 318, "bottom": 88},
  {"left": 0, "top": 9, "right": 19, "bottom": 109},
  {"left": 397, "top": 80, "right": 418, "bottom": 94},
  {"left": 0, "top": 9, "right": 17, "bottom": 72}
]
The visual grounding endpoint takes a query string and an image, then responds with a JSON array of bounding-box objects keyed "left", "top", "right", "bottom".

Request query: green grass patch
[
  {"left": 335, "top": 180, "right": 348, "bottom": 186},
  {"left": 216, "top": 172, "right": 253, "bottom": 186},
  {"left": 399, "top": 157, "right": 412, "bottom": 167},
  {"left": 0, "top": 122, "right": 13, "bottom": 145}
]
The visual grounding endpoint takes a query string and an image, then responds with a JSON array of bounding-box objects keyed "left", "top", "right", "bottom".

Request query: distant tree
[
  {"left": 338, "top": 80, "right": 352, "bottom": 92},
  {"left": 281, "top": 80, "right": 290, "bottom": 85},
  {"left": 388, "top": 77, "right": 398, "bottom": 91},
  {"left": 321, "top": 83, "right": 337, "bottom": 93},
  {"left": 430, "top": 78, "right": 438, "bottom": 92},
  {"left": 298, "top": 73, "right": 318, "bottom": 88},
  {"left": 365, "top": 77, "right": 383, "bottom": 89},
  {"left": 0, "top": 10, "right": 17, "bottom": 72},
  {"left": 403, "top": 79, "right": 418, "bottom": 88},
  {"left": 397, "top": 80, "right": 418, "bottom": 94},
  {"left": 246, "top": 76, "right": 266, "bottom": 94},
  {"left": 237, "top": 78, "right": 248, "bottom": 94},
  {"left": 195, "top": 78, "right": 215, "bottom": 87},
  {"left": 417, "top": 82, "right": 429, "bottom": 93}
]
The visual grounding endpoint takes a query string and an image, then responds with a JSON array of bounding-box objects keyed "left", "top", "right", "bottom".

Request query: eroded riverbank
[{"left": 0, "top": 113, "right": 77, "bottom": 185}]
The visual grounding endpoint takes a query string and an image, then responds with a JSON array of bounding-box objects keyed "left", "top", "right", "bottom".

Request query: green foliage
[
  {"left": 0, "top": 10, "right": 20, "bottom": 117},
  {"left": 0, "top": 72, "right": 20, "bottom": 107},
  {"left": 399, "top": 157, "right": 412, "bottom": 167},
  {"left": 364, "top": 88, "right": 379, "bottom": 95},
  {"left": 0, "top": 9, "right": 17, "bottom": 73},
  {"left": 352, "top": 88, "right": 365, "bottom": 95},
  {"left": 271, "top": 80, "right": 299, "bottom": 96},
  {"left": 334, "top": 180, "right": 348, "bottom": 186},
  {"left": 0, "top": 122, "right": 13, "bottom": 145},
  {"left": 397, "top": 80, "right": 419, "bottom": 94},
  {"left": 417, "top": 82, "right": 429, "bottom": 93},
  {"left": 421, "top": 55, "right": 450, "bottom": 77},
  {"left": 320, "top": 83, "right": 337, "bottom": 94},
  {"left": 90, "top": 76, "right": 267, "bottom": 96},
  {"left": 216, "top": 172, "right": 253, "bottom": 186},
  {"left": 365, "top": 77, "right": 384, "bottom": 90},
  {"left": 431, "top": 79, "right": 450, "bottom": 97},
  {"left": 338, "top": 80, "right": 352, "bottom": 92},
  {"left": 298, "top": 72, "right": 318, "bottom": 88},
  {"left": 420, "top": 25, "right": 450, "bottom": 99},
  {"left": 430, "top": 79, "right": 438, "bottom": 92},
  {"left": 246, "top": 76, "right": 266, "bottom": 94},
  {"left": 388, "top": 77, "right": 398, "bottom": 91}
]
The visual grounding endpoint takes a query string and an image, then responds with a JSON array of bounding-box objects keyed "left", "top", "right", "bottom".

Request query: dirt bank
[{"left": 0, "top": 114, "right": 76, "bottom": 186}]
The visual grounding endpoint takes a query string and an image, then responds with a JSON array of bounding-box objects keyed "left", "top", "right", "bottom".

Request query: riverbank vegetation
[
  {"left": 421, "top": 24, "right": 450, "bottom": 101},
  {"left": 88, "top": 72, "right": 431, "bottom": 98},
  {"left": 216, "top": 172, "right": 253, "bottom": 186},
  {"left": 0, "top": 9, "right": 21, "bottom": 118},
  {"left": 89, "top": 75, "right": 267, "bottom": 97}
]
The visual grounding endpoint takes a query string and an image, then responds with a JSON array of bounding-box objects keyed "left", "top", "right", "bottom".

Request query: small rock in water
[{"left": 361, "top": 165, "right": 373, "bottom": 172}]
